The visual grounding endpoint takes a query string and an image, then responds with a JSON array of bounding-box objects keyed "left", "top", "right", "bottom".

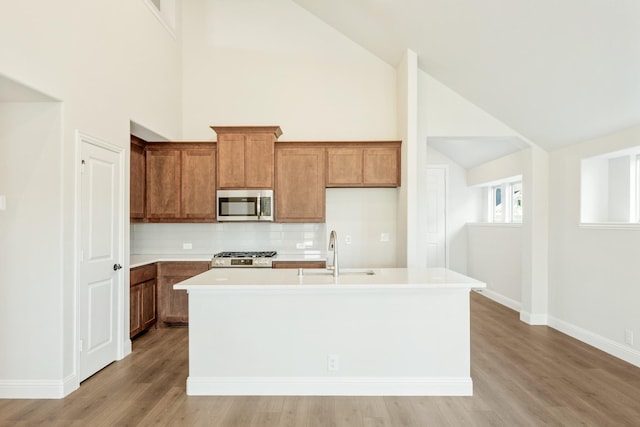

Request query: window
[
  {"left": 487, "top": 178, "right": 523, "bottom": 223},
  {"left": 580, "top": 147, "right": 640, "bottom": 224}
]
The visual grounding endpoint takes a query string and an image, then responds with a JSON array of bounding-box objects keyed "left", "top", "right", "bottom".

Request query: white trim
[
  {"left": 466, "top": 222, "right": 522, "bottom": 228},
  {"left": 0, "top": 375, "right": 77, "bottom": 399},
  {"left": 548, "top": 316, "right": 640, "bottom": 369},
  {"left": 426, "top": 164, "right": 449, "bottom": 268},
  {"left": 142, "top": 0, "right": 176, "bottom": 39},
  {"left": 579, "top": 222, "right": 640, "bottom": 230},
  {"left": 474, "top": 289, "right": 521, "bottom": 312},
  {"left": 519, "top": 311, "right": 548, "bottom": 326},
  {"left": 186, "top": 376, "right": 473, "bottom": 396},
  {"left": 75, "top": 131, "right": 129, "bottom": 387}
]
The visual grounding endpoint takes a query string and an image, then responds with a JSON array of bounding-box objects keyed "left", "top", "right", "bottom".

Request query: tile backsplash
[
  {"left": 131, "top": 222, "right": 326, "bottom": 255},
  {"left": 131, "top": 188, "right": 399, "bottom": 268}
]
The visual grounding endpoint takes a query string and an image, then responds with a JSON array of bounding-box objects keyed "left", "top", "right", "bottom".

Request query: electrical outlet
[
  {"left": 380, "top": 232, "right": 389, "bottom": 242},
  {"left": 327, "top": 354, "right": 340, "bottom": 371},
  {"left": 625, "top": 329, "right": 634, "bottom": 345},
  {"left": 345, "top": 235, "right": 352, "bottom": 245},
  {"left": 183, "top": 243, "right": 193, "bottom": 250}
]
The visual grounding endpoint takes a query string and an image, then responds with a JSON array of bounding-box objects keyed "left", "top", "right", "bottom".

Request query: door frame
[
  {"left": 74, "top": 130, "right": 128, "bottom": 387},
  {"left": 426, "top": 164, "right": 449, "bottom": 268}
]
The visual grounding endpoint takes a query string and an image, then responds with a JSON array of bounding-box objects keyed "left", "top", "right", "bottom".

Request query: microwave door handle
[{"left": 257, "top": 196, "right": 262, "bottom": 219}]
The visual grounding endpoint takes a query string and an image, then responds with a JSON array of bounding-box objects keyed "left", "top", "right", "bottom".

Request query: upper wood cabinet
[
  {"left": 181, "top": 148, "right": 216, "bottom": 219},
  {"left": 211, "top": 126, "right": 282, "bottom": 189},
  {"left": 130, "top": 136, "right": 146, "bottom": 220},
  {"left": 275, "top": 145, "right": 325, "bottom": 223},
  {"left": 326, "top": 142, "right": 401, "bottom": 187},
  {"left": 145, "top": 143, "right": 216, "bottom": 222}
]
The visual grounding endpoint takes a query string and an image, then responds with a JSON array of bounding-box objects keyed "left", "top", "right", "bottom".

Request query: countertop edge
[{"left": 130, "top": 253, "right": 327, "bottom": 269}]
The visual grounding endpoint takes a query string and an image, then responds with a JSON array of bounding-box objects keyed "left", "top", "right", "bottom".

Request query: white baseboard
[
  {"left": 478, "top": 289, "right": 640, "bottom": 368},
  {"left": 519, "top": 310, "right": 548, "bottom": 325},
  {"left": 0, "top": 374, "right": 78, "bottom": 399},
  {"left": 474, "top": 288, "right": 521, "bottom": 312},
  {"left": 548, "top": 316, "right": 640, "bottom": 369},
  {"left": 186, "top": 376, "right": 473, "bottom": 396}
]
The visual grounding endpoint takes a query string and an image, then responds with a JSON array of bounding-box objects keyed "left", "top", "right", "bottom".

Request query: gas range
[{"left": 211, "top": 251, "right": 277, "bottom": 268}]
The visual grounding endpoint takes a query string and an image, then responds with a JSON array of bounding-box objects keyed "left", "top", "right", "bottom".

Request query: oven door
[{"left": 217, "top": 190, "right": 273, "bottom": 221}]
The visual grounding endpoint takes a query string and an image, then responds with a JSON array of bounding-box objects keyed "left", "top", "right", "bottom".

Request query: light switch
[{"left": 0, "top": 195, "right": 6, "bottom": 211}]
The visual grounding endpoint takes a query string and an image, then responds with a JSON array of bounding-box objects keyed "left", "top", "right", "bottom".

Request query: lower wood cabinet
[
  {"left": 157, "top": 261, "right": 209, "bottom": 326},
  {"left": 272, "top": 261, "right": 326, "bottom": 269},
  {"left": 130, "top": 263, "right": 157, "bottom": 338}
]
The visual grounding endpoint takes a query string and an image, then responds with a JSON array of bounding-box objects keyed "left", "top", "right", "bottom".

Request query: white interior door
[
  {"left": 79, "top": 136, "right": 122, "bottom": 381},
  {"left": 426, "top": 166, "right": 447, "bottom": 268}
]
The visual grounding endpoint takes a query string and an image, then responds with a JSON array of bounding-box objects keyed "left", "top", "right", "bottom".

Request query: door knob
[{"left": 113, "top": 263, "right": 123, "bottom": 271}]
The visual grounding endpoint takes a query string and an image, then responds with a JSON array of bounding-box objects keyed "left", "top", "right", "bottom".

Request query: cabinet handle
[{"left": 113, "top": 263, "right": 123, "bottom": 271}]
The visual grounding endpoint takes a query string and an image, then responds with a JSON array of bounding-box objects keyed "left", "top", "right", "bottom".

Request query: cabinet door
[
  {"left": 276, "top": 147, "right": 325, "bottom": 222},
  {"left": 130, "top": 140, "right": 146, "bottom": 219},
  {"left": 217, "top": 134, "right": 245, "bottom": 188},
  {"left": 363, "top": 147, "right": 400, "bottom": 186},
  {"left": 157, "top": 262, "right": 209, "bottom": 326},
  {"left": 140, "top": 279, "right": 157, "bottom": 329},
  {"left": 159, "top": 276, "right": 189, "bottom": 325},
  {"left": 181, "top": 148, "right": 216, "bottom": 219},
  {"left": 129, "top": 284, "right": 142, "bottom": 338},
  {"left": 245, "top": 134, "right": 274, "bottom": 188},
  {"left": 326, "top": 148, "right": 363, "bottom": 186},
  {"left": 146, "top": 149, "right": 181, "bottom": 219}
]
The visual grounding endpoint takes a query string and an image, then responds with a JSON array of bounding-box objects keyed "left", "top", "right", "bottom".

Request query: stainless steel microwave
[{"left": 216, "top": 189, "right": 274, "bottom": 221}]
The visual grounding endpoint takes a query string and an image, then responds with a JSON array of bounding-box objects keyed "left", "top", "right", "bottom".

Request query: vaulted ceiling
[{"left": 293, "top": 0, "right": 640, "bottom": 152}]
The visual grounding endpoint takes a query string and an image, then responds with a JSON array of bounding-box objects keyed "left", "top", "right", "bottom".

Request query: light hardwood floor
[{"left": 2, "top": 292, "right": 640, "bottom": 426}]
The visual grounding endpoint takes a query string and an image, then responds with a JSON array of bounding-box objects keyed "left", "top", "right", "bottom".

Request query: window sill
[
  {"left": 467, "top": 222, "right": 522, "bottom": 228},
  {"left": 579, "top": 222, "right": 640, "bottom": 230}
]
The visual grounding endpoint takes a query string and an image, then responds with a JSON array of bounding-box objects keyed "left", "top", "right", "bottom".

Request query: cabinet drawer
[
  {"left": 158, "top": 261, "right": 209, "bottom": 277},
  {"left": 130, "top": 263, "right": 157, "bottom": 285}
]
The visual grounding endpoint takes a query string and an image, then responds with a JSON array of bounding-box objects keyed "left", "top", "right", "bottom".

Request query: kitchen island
[{"left": 174, "top": 267, "right": 485, "bottom": 396}]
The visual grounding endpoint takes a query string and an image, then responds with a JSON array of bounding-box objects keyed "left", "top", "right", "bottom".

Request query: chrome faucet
[{"left": 328, "top": 230, "right": 339, "bottom": 277}]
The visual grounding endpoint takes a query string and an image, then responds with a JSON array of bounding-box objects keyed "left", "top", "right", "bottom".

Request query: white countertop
[
  {"left": 174, "top": 267, "right": 486, "bottom": 291},
  {"left": 130, "top": 253, "right": 326, "bottom": 269}
]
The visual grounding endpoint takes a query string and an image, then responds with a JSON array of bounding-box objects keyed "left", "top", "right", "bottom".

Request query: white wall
[
  {"left": 548, "top": 124, "right": 640, "bottom": 367},
  {"left": 0, "top": 1, "right": 182, "bottom": 397},
  {"left": 426, "top": 147, "right": 482, "bottom": 274},
  {"left": 0, "top": 102, "right": 63, "bottom": 382},
  {"left": 181, "top": 0, "right": 397, "bottom": 141},
  {"left": 418, "top": 69, "right": 524, "bottom": 274},
  {"left": 465, "top": 150, "right": 525, "bottom": 307},
  {"left": 326, "top": 188, "right": 398, "bottom": 268},
  {"left": 467, "top": 150, "right": 524, "bottom": 187},
  {"left": 420, "top": 72, "right": 520, "bottom": 137},
  {"left": 467, "top": 224, "right": 522, "bottom": 310},
  {"left": 177, "top": 0, "right": 402, "bottom": 267}
]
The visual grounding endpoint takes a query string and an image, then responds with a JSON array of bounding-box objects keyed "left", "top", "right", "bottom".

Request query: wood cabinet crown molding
[{"left": 210, "top": 126, "right": 282, "bottom": 139}]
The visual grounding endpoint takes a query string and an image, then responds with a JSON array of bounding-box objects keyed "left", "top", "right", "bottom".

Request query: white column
[{"left": 520, "top": 146, "right": 549, "bottom": 324}]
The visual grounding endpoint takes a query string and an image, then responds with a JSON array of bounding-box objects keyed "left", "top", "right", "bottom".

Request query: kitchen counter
[
  {"left": 130, "top": 253, "right": 326, "bottom": 269},
  {"left": 174, "top": 267, "right": 484, "bottom": 290},
  {"left": 175, "top": 267, "right": 485, "bottom": 397}
]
